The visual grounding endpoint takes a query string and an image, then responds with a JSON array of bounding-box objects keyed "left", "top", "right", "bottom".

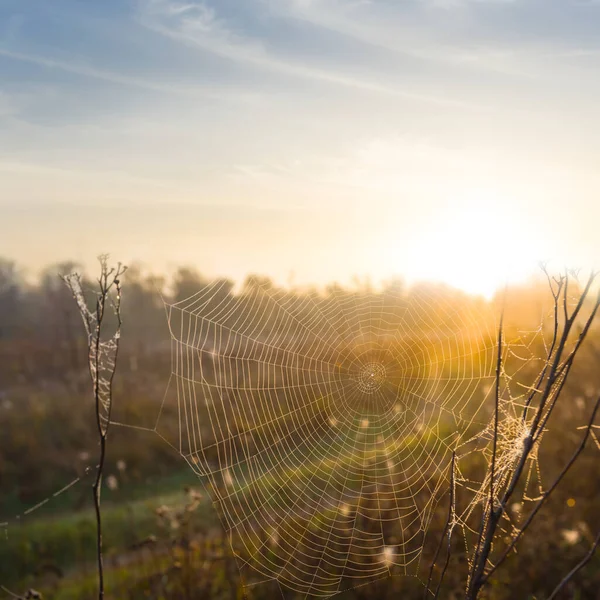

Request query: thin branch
[
  {"left": 534, "top": 289, "right": 600, "bottom": 441},
  {"left": 529, "top": 273, "right": 596, "bottom": 437},
  {"left": 424, "top": 452, "right": 456, "bottom": 599},
  {"left": 92, "top": 444, "right": 105, "bottom": 600},
  {"left": 62, "top": 256, "right": 126, "bottom": 600},
  {"left": 466, "top": 311, "right": 504, "bottom": 598},
  {"left": 0, "top": 586, "right": 25, "bottom": 600},
  {"left": 466, "top": 272, "right": 598, "bottom": 599},
  {"left": 433, "top": 452, "right": 456, "bottom": 600},
  {"left": 547, "top": 529, "right": 600, "bottom": 600},
  {"left": 483, "top": 392, "right": 600, "bottom": 584},
  {"left": 498, "top": 276, "right": 597, "bottom": 513},
  {"left": 490, "top": 312, "right": 504, "bottom": 514},
  {"left": 522, "top": 272, "right": 563, "bottom": 423}
]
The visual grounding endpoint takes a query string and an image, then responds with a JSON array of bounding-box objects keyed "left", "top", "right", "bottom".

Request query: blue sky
[{"left": 1, "top": 0, "right": 599, "bottom": 293}]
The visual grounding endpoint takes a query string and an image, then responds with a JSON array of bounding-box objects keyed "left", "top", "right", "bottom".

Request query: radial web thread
[{"left": 161, "top": 280, "right": 499, "bottom": 597}]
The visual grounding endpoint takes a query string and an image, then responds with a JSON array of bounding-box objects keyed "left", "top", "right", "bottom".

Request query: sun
[{"left": 388, "top": 189, "right": 546, "bottom": 298}]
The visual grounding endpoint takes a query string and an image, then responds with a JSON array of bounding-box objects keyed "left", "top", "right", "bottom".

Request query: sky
[{"left": 1, "top": 0, "right": 599, "bottom": 296}]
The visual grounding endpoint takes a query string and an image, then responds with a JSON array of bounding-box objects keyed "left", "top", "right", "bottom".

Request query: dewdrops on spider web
[
  {"left": 459, "top": 405, "right": 544, "bottom": 532},
  {"left": 158, "top": 278, "right": 499, "bottom": 597}
]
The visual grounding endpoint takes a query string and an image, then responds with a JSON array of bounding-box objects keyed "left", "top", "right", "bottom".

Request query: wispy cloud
[
  {"left": 0, "top": 91, "right": 18, "bottom": 117},
  {"left": 0, "top": 159, "right": 213, "bottom": 205},
  {"left": 0, "top": 47, "right": 261, "bottom": 103},
  {"left": 2, "top": 0, "right": 599, "bottom": 281},
  {"left": 265, "top": 0, "right": 482, "bottom": 64},
  {"left": 138, "top": 0, "right": 483, "bottom": 110},
  {"left": 269, "top": 0, "right": 600, "bottom": 78}
]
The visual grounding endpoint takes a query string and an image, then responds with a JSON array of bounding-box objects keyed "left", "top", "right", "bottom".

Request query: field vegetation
[{"left": 0, "top": 258, "right": 598, "bottom": 599}]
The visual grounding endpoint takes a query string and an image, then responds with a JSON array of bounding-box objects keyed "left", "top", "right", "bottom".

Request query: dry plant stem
[
  {"left": 534, "top": 288, "right": 600, "bottom": 440},
  {"left": 529, "top": 274, "right": 597, "bottom": 438},
  {"left": 92, "top": 441, "right": 106, "bottom": 599},
  {"left": 0, "top": 586, "right": 25, "bottom": 600},
  {"left": 483, "top": 392, "right": 600, "bottom": 584},
  {"left": 424, "top": 452, "right": 456, "bottom": 599},
  {"left": 466, "top": 272, "right": 599, "bottom": 599},
  {"left": 521, "top": 271, "right": 563, "bottom": 423},
  {"left": 547, "top": 529, "right": 600, "bottom": 600},
  {"left": 502, "top": 280, "right": 599, "bottom": 513},
  {"left": 92, "top": 285, "right": 106, "bottom": 599},
  {"left": 433, "top": 452, "right": 456, "bottom": 600},
  {"left": 466, "top": 312, "right": 504, "bottom": 598},
  {"left": 63, "top": 257, "right": 125, "bottom": 600}
]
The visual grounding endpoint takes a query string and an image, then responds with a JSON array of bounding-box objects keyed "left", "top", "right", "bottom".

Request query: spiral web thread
[{"left": 162, "top": 279, "right": 500, "bottom": 597}]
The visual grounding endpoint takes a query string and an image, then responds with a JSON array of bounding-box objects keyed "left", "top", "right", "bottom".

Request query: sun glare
[{"left": 393, "top": 190, "right": 545, "bottom": 298}]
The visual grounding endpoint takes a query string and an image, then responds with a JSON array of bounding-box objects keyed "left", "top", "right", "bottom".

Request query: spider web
[{"left": 159, "top": 279, "right": 499, "bottom": 597}]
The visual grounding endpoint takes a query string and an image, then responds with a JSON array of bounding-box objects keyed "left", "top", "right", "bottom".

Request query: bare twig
[
  {"left": 521, "top": 270, "right": 563, "bottom": 423},
  {"left": 533, "top": 289, "right": 600, "bottom": 441},
  {"left": 496, "top": 281, "right": 599, "bottom": 526},
  {"left": 0, "top": 586, "right": 25, "bottom": 600},
  {"left": 490, "top": 312, "right": 504, "bottom": 509},
  {"left": 62, "top": 256, "right": 126, "bottom": 600},
  {"left": 482, "top": 392, "right": 600, "bottom": 583},
  {"left": 424, "top": 452, "right": 456, "bottom": 599},
  {"left": 466, "top": 311, "right": 504, "bottom": 597},
  {"left": 433, "top": 452, "right": 456, "bottom": 600},
  {"left": 0, "top": 587, "right": 42, "bottom": 600},
  {"left": 547, "top": 529, "right": 600, "bottom": 600},
  {"left": 465, "top": 271, "right": 599, "bottom": 599}
]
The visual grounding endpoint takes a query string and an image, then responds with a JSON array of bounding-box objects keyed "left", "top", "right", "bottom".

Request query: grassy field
[
  {"left": 1, "top": 421, "right": 450, "bottom": 597},
  {"left": 0, "top": 468, "right": 207, "bottom": 591}
]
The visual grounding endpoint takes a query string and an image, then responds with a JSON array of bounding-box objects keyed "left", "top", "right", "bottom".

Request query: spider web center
[{"left": 356, "top": 361, "right": 386, "bottom": 394}]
